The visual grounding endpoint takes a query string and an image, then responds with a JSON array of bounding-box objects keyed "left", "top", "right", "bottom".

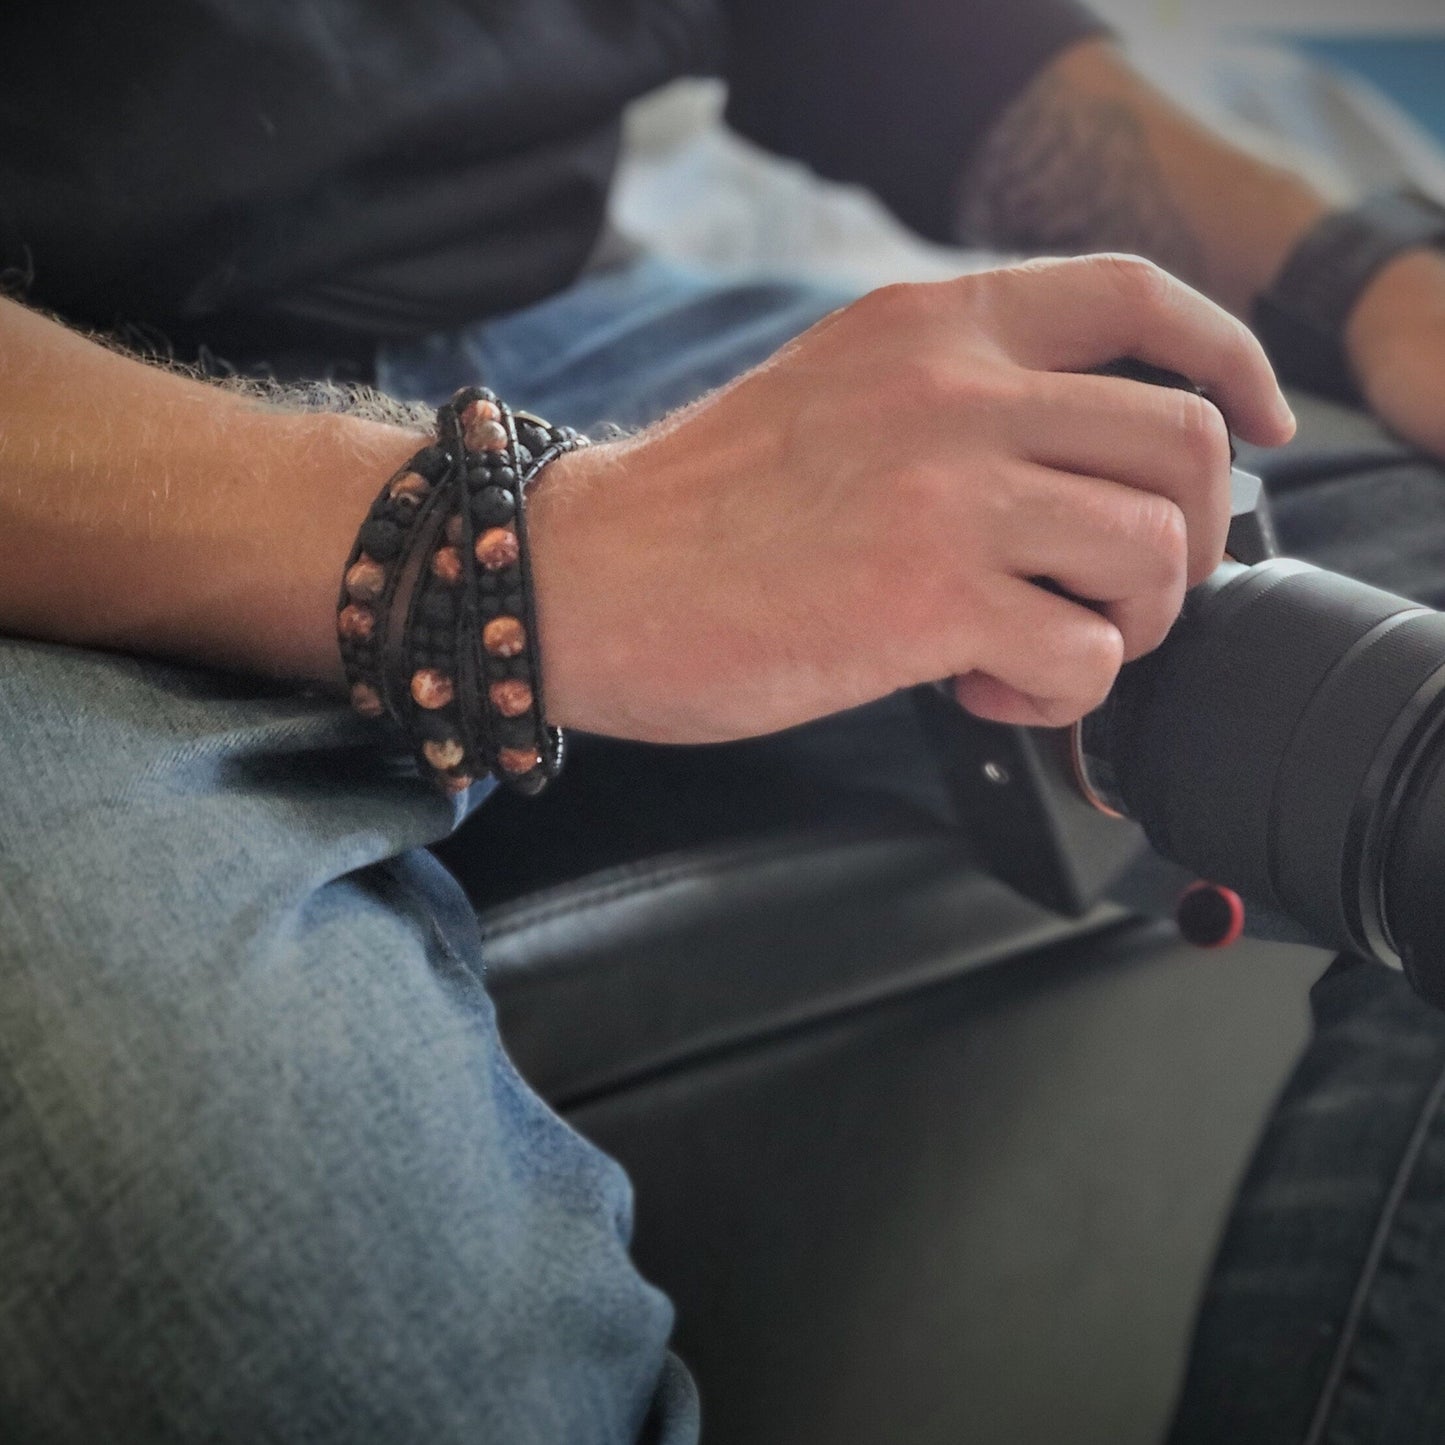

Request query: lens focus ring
[{"left": 1110, "top": 559, "right": 1444, "bottom": 959}]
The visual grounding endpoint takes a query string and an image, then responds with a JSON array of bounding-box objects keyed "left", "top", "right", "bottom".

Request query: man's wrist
[
  {"left": 958, "top": 38, "right": 1334, "bottom": 320},
  {"left": 234, "top": 412, "right": 425, "bottom": 687},
  {"left": 0, "top": 298, "right": 437, "bottom": 687},
  {"left": 1346, "top": 246, "right": 1445, "bottom": 399},
  {"left": 1254, "top": 191, "right": 1445, "bottom": 403}
]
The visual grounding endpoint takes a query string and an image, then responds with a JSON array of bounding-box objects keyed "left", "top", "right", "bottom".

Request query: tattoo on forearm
[{"left": 958, "top": 67, "right": 1207, "bottom": 286}]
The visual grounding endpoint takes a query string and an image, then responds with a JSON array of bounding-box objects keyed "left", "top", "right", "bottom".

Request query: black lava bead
[
  {"left": 419, "top": 587, "right": 456, "bottom": 626},
  {"left": 359, "top": 519, "right": 403, "bottom": 560},
  {"left": 417, "top": 708, "right": 461, "bottom": 741},
  {"left": 413, "top": 444, "right": 449, "bottom": 481},
  {"left": 492, "top": 714, "right": 535, "bottom": 749},
  {"left": 472, "top": 486, "right": 516, "bottom": 527}
]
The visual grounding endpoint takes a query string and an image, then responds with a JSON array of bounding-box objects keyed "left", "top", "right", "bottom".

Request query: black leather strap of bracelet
[
  {"left": 1253, "top": 188, "right": 1445, "bottom": 406},
  {"left": 338, "top": 388, "right": 585, "bottom": 798}
]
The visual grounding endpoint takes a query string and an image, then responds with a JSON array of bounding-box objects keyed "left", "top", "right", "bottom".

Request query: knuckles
[
  {"left": 1128, "top": 492, "right": 1190, "bottom": 583},
  {"left": 1092, "top": 252, "right": 1175, "bottom": 314},
  {"left": 850, "top": 280, "right": 937, "bottom": 333},
  {"left": 1170, "top": 387, "right": 1232, "bottom": 475},
  {"left": 879, "top": 355, "right": 962, "bottom": 413}
]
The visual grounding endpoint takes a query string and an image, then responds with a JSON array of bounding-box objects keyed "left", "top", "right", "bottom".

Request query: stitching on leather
[{"left": 1301, "top": 1055, "right": 1445, "bottom": 1445}]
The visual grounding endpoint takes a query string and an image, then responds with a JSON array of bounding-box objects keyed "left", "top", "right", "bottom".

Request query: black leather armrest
[{"left": 480, "top": 821, "right": 1125, "bottom": 1105}]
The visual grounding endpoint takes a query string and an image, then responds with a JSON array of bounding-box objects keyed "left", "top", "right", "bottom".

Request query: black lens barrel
[
  {"left": 1385, "top": 728, "right": 1445, "bottom": 1004},
  {"left": 1107, "top": 560, "right": 1445, "bottom": 972}
]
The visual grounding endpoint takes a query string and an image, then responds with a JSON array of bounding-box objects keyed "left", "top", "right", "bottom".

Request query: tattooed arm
[
  {"left": 958, "top": 37, "right": 1445, "bottom": 458},
  {"left": 958, "top": 39, "right": 1326, "bottom": 317}
]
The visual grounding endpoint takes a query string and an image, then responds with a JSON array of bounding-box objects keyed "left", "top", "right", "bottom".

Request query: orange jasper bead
[
  {"left": 468, "top": 419, "right": 509, "bottom": 452},
  {"left": 345, "top": 555, "right": 386, "bottom": 603},
  {"left": 489, "top": 679, "right": 534, "bottom": 717},
  {"left": 438, "top": 772, "right": 475, "bottom": 795},
  {"left": 388, "top": 471, "right": 431, "bottom": 507},
  {"left": 498, "top": 746, "right": 541, "bottom": 776},
  {"left": 350, "top": 682, "right": 386, "bottom": 718},
  {"left": 461, "top": 398, "right": 500, "bottom": 423},
  {"left": 337, "top": 604, "right": 375, "bottom": 640},
  {"left": 410, "top": 669, "right": 455, "bottom": 709},
  {"left": 475, "top": 527, "right": 519, "bottom": 570},
  {"left": 482, "top": 616, "right": 526, "bottom": 657},
  {"left": 431, "top": 546, "right": 463, "bottom": 585},
  {"left": 422, "top": 737, "right": 466, "bottom": 771}
]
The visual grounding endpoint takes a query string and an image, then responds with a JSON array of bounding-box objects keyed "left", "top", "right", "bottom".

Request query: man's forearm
[
  {"left": 959, "top": 38, "right": 1330, "bottom": 319},
  {"left": 0, "top": 298, "right": 423, "bottom": 683}
]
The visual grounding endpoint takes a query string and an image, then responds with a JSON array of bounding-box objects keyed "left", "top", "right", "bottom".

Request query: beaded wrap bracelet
[{"left": 337, "top": 386, "right": 587, "bottom": 795}]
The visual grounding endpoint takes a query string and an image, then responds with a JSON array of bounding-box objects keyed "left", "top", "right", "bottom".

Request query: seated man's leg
[
  {"left": 1270, "top": 446, "right": 1445, "bottom": 610},
  {"left": 19, "top": 247, "right": 1438, "bottom": 1442},
  {"left": 1170, "top": 957, "right": 1445, "bottom": 1445},
  {"left": 1, "top": 256, "right": 853, "bottom": 1443},
  {"left": 0, "top": 641, "right": 694, "bottom": 1443}
]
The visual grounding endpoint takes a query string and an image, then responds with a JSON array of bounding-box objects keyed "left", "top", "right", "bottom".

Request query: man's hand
[
  {"left": 959, "top": 37, "right": 1445, "bottom": 464},
  {"left": 0, "top": 261, "right": 1293, "bottom": 744},
  {"left": 529, "top": 254, "right": 1295, "bottom": 742},
  {"left": 1348, "top": 247, "right": 1445, "bottom": 460}
]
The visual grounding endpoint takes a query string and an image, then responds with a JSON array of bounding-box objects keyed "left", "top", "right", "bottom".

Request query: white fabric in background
[{"left": 609, "top": 44, "right": 1445, "bottom": 448}]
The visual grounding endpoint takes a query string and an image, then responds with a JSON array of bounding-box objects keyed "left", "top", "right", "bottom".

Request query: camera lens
[
  {"left": 1091, "top": 559, "right": 1445, "bottom": 995},
  {"left": 1385, "top": 726, "right": 1445, "bottom": 1003}
]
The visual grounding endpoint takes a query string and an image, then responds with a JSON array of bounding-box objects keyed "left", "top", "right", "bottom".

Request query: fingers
[
  {"left": 952, "top": 671, "right": 1086, "bottom": 729},
  {"left": 1015, "top": 370, "right": 1234, "bottom": 586},
  {"left": 949, "top": 574, "right": 1126, "bottom": 727},
  {"left": 968, "top": 254, "right": 1296, "bottom": 447},
  {"left": 1000, "top": 464, "right": 1189, "bottom": 661}
]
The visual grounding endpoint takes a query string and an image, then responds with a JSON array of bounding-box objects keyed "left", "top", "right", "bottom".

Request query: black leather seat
[{"left": 438, "top": 693, "right": 1327, "bottom": 1444}]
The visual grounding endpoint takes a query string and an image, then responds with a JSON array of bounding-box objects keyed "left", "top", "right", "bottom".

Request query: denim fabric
[
  {"left": 377, "top": 255, "right": 852, "bottom": 429},
  {"left": 1169, "top": 958, "right": 1445, "bottom": 1445},
  {"left": 0, "top": 258, "right": 849, "bottom": 1444},
  {"left": 6, "top": 253, "right": 1445, "bottom": 1442},
  {"left": 0, "top": 644, "right": 691, "bottom": 1443}
]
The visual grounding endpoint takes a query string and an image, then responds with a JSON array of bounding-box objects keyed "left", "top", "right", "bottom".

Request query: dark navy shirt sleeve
[{"left": 720, "top": 0, "right": 1111, "bottom": 243}]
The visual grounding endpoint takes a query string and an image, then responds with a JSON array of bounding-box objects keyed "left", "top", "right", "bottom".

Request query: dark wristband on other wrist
[{"left": 1253, "top": 187, "right": 1445, "bottom": 406}]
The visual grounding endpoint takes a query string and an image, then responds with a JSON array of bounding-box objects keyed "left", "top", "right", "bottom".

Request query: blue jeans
[
  {"left": 1168, "top": 957, "right": 1445, "bottom": 1445},
  {"left": 4, "top": 254, "right": 1445, "bottom": 1442},
  {"left": 0, "top": 258, "right": 844, "bottom": 1445}
]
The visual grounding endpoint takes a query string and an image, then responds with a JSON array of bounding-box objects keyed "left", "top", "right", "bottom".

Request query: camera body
[
  {"left": 917, "top": 355, "right": 1445, "bottom": 1005},
  {"left": 914, "top": 467, "right": 1278, "bottom": 920},
  {"left": 918, "top": 430, "right": 1445, "bottom": 1007}
]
